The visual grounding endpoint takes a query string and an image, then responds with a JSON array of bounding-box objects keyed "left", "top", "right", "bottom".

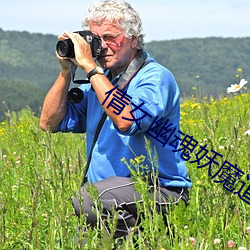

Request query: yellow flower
[
  {"left": 135, "top": 157, "right": 141, "bottom": 164},
  {"left": 130, "top": 159, "right": 135, "bottom": 165},
  {"left": 196, "top": 180, "right": 202, "bottom": 185},
  {"left": 191, "top": 103, "right": 201, "bottom": 109},
  {"left": 237, "top": 67, "right": 243, "bottom": 73}
]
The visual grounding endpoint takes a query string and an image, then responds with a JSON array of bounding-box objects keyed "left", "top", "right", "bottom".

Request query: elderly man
[{"left": 40, "top": 0, "right": 191, "bottom": 242}]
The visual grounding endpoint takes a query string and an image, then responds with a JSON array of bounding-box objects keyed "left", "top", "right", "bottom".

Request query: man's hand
[
  {"left": 56, "top": 33, "right": 79, "bottom": 71},
  {"left": 62, "top": 31, "right": 96, "bottom": 73}
]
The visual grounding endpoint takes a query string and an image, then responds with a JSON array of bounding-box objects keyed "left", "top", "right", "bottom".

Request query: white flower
[
  {"left": 227, "top": 79, "right": 248, "bottom": 93},
  {"left": 244, "top": 130, "right": 250, "bottom": 136},
  {"left": 20, "top": 207, "right": 25, "bottom": 214},
  {"left": 238, "top": 247, "right": 247, "bottom": 250},
  {"left": 218, "top": 145, "right": 224, "bottom": 150},
  {"left": 214, "top": 238, "right": 221, "bottom": 244},
  {"left": 189, "top": 237, "right": 196, "bottom": 245}
]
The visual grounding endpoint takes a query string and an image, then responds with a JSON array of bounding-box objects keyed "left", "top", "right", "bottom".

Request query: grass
[{"left": 0, "top": 91, "right": 250, "bottom": 249}]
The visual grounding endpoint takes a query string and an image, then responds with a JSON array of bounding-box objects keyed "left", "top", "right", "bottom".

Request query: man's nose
[{"left": 101, "top": 38, "right": 108, "bottom": 49}]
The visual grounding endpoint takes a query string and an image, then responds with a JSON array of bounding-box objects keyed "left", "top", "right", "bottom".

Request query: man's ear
[{"left": 131, "top": 36, "right": 139, "bottom": 48}]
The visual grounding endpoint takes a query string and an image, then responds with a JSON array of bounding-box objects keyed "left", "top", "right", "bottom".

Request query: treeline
[
  {"left": 0, "top": 80, "right": 46, "bottom": 120},
  {"left": 0, "top": 28, "right": 250, "bottom": 120},
  {"left": 145, "top": 37, "right": 250, "bottom": 97},
  {"left": 0, "top": 29, "right": 60, "bottom": 120}
]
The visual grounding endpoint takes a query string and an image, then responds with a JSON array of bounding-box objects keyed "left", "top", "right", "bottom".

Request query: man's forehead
[{"left": 89, "top": 19, "right": 121, "bottom": 31}]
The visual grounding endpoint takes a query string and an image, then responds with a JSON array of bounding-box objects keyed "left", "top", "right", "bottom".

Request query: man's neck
[{"left": 110, "top": 49, "right": 139, "bottom": 80}]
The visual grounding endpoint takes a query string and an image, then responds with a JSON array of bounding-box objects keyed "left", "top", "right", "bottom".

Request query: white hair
[{"left": 82, "top": 0, "right": 145, "bottom": 49}]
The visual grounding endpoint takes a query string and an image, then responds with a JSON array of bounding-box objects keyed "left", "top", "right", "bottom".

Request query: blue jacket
[{"left": 58, "top": 52, "right": 192, "bottom": 188}]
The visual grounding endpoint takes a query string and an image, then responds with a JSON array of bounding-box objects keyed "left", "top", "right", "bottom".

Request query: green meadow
[{"left": 0, "top": 86, "right": 249, "bottom": 249}]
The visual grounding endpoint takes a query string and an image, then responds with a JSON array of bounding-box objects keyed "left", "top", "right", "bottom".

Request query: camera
[{"left": 56, "top": 30, "right": 102, "bottom": 58}]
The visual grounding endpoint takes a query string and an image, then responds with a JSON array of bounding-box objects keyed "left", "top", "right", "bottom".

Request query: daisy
[{"left": 227, "top": 79, "right": 248, "bottom": 93}]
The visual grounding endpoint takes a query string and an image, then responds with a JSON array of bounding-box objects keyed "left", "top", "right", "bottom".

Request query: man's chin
[{"left": 98, "top": 58, "right": 113, "bottom": 69}]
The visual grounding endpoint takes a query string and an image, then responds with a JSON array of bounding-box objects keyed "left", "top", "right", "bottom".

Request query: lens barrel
[
  {"left": 56, "top": 39, "right": 75, "bottom": 58},
  {"left": 68, "top": 88, "right": 84, "bottom": 103}
]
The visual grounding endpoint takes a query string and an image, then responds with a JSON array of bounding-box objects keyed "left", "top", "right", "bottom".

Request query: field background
[{"left": 0, "top": 84, "right": 249, "bottom": 249}]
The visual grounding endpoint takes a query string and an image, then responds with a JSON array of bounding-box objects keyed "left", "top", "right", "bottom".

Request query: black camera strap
[{"left": 81, "top": 50, "right": 149, "bottom": 186}]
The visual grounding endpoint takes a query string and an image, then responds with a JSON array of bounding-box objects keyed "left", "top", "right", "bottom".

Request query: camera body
[{"left": 56, "top": 30, "right": 102, "bottom": 58}]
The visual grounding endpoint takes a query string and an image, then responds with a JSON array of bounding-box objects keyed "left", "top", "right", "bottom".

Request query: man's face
[{"left": 89, "top": 20, "right": 138, "bottom": 73}]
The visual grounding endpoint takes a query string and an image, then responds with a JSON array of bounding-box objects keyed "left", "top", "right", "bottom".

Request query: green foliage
[
  {"left": 0, "top": 109, "right": 85, "bottom": 249},
  {"left": 0, "top": 92, "right": 250, "bottom": 249},
  {"left": 0, "top": 29, "right": 60, "bottom": 87},
  {"left": 0, "top": 79, "right": 46, "bottom": 121},
  {"left": 146, "top": 37, "right": 250, "bottom": 98}
]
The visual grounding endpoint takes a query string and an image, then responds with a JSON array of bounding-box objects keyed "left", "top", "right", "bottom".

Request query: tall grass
[{"left": 0, "top": 92, "right": 249, "bottom": 249}]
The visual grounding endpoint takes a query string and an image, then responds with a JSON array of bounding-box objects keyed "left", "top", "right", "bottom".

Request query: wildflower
[
  {"left": 135, "top": 157, "right": 141, "bottom": 164},
  {"left": 12, "top": 185, "right": 17, "bottom": 192},
  {"left": 218, "top": 145, "right": 224, "bottom": 150},
  {"left": 191, "top": 103, "right": 201, "bottom": 109},
  {"left": 180, "top": 111, "right": 187, "bottom": 116},
  {"left": 244, "top": 130, "right": 250, "bottom": 136},
  {"left": 121, "top": 157, "right": 126, "bottom": 163},
  {"left": 189, "top": 237, "right": 196, "bottom": 246},
  {"left": 246, "top": 226, "right": 250, "bottom": 235},
  {"left": 42, "top": 213, "right": 48, "bottom": 221},
  {"left": 237, "top": 67, "right": 243, "bottom": 73},
  {"left": 214, "top": 238, "right": 221, "bottom": 244},
  {"left": 20, "top": 207, "right": 25, "bottom": 214},
  {"left": 227, "top": 79, "right": 248, "bottom": 93},
  {"left": 130, "top": 159, "right": 135, "bottom": 165},
  {"left": 228, "top": 240, "right": 235, "bottom": 248},
  {"left": 196, "top": 180, "right": 202, "bottom": 185},
  {"left": 238, "top": 247, "right": 246, "bottom": 250}
]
